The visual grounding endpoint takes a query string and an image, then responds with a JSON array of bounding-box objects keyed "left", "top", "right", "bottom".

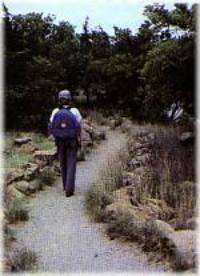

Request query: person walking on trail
[{"left": 48, "top": 90, "right": 82, "bottom": 197}]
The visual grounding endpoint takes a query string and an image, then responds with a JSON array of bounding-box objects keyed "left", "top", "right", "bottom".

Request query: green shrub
[
  {"left": 85, "top": 184, "right": 113, "bottom": 221},
  {"left": 9, "top": 247, "right": 38, "bottom": 272},
  {"left": 106, "top": 210, "right": 145, "bottom": 242},
  {"left": 85, "top": 147, "right": 129, "bottom": 221},
  {"left": 37, "top": 168, "right": 56, "bottom": 187},
  {"left": 88, "top": 110, "right": 107, "bottom": 125},
  {"left": 6, "top": 199, "right": 29, "bottom": 223}
]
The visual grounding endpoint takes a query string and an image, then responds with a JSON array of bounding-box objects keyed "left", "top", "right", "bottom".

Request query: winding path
[{"left": 12, "top": 129, "right": 164, "bottom": 273}]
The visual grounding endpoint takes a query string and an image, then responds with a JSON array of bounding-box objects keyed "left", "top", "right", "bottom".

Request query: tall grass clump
[
  {"left": 85, "top": 147, "right": 129, "bottom": 222},
  {"left": 36, "top": 168, "right": 56, "bottom": 187},
  {"left": 6, "top": 198, "right": 29, "bottom": 223},
  {"left": 88, "top": 110, "right": 108, "bottom": 125},
  {"left": 144, "top": 125, "right": 195, "bottom": 222},
  {"left": 8, "top": 247, "right": 38, "bottom": 272}
]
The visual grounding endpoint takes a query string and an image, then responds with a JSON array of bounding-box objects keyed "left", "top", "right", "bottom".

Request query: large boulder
[
  {"left": 5, "top": 184, "right": 26, "bottom": 204},
  {"left": 122, "top": 172, "right": 136, "bottom": 186},
  {"left": 146, "top": 219, "right": 174, "bottom": 238},
  {"left": 136, "top": 153, "right": 151, "bottom": 165},
  {"left": 170, "top": 230, "right": 196, "bottom": 270},
  {"left": 16, "top": 142, "right": 39, "bottom": 154},
  {"left": 92, "top": 129, "right": 106, "bottom": 141},
  {"left": 82, "top": 120, "right": 94, "bottom": 135},
  {"left": 34, "top": 150, "right": 57, "bottom": 165},
  {"left": 120, "top": 119, "right": 133, "bottom": 133},
  {"left": 127, "top": 158, "right": 141, "bottom": 170},
  {"left": 81, "top": 129, "right": 93, "bottom": 147},
  {"left": 22, "top": 163, "right": 39, "bottom": 181},
  {"left": 15, "top": 180, "right": 36, "bottom": 195},
  {"left": 14, "top": 137, "right": 32, "bottom": 146},
  {"left": 6, "top": 169, "right": 24, "bottom": 185}
]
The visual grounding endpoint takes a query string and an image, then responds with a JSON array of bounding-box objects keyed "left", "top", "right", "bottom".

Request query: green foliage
[
  {"left": 85, "top": 148, "right": 129, "bottom": 221},
  {"left": 37, "top": 168, "right": 56, "bottom": 187},
  {"left": 9, "top": 247, "right": 38, "bottom": 272},
  {"left": 4, "top": 3, "right": 195, "bottom": 128},
  {"left": 6, "top": 198, "right": 29, "bottom": 223}
]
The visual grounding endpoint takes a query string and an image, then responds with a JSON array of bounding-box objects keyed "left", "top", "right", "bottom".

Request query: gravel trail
[{"left": 12, "top": 129, "right": 164, "bottom": 273}]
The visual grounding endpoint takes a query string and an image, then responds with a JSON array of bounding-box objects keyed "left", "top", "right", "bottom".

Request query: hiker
[{"left": 48, "top": 90, "right": 82, "bottom": 197}]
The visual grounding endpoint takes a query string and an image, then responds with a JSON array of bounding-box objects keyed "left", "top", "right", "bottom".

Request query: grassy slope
[{"left": 5, "top": 132, "right": 55, "bottom": 171}]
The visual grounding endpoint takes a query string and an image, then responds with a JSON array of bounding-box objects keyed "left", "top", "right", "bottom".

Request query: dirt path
[{"left": 12, "top": 129, "right": 164, "bottom": 273}]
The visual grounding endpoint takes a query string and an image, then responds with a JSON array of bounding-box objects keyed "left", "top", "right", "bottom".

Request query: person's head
[{"left": 58, "top": 90, "right": 72, "bottom": 107}]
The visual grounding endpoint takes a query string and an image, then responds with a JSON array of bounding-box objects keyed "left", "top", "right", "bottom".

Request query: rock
[
  {"left": 169, "top": 230, "right": 196, "bottom": 270},
  {"left": 28, "top": 180, "right": 41, "bottom": 192},
  {"left": 136, "top": 153, "right": 151, "bottom": 165},
  {"left": 110, "top": 119, "right": 117, "bottom": 129},
  {"left": 140, "top": 197, "right": 174, "bottom": 221},
  {"left": 127, "top": 159, "right": 141, "bottom": 169},
  {"left": 82, "top": 120, "right": 94, "bottom": 135},
  {"left": 0, "top": 258, "right": 12, "bottom": 272},
  {"left": 92, "top": 129, "right": 106, "bottom": 141},
  {"left": 5, "top": 185, "right": 26, "bottom": 203},
  {"left": 134, "top": 142, "right": 145, "bottom": 150},
  {"left": 169, "top": 217, "right": 196, "bottom": 230},
  {"left": 135, "top": 147, "right": 151, "bottom": 156},
  {"left": 81, "top": 129, "right": 93, "bottom": 147},
  {"left": 34, "top": 150, "right": 57, "bottom": 165},
  {"left": 15, "top": 181, "right": 36, "bottom": 195},
  {"left": 17, "top": 142, "right": 39, "bottom": 154},
  {"left": 179, "top": 132, "right": 194, "bottom": 146},
  {"left": 147, "top": 132, "right": 155, "bottom": 141},
  {"left": 113, "top": 187, "right": 130, "bottom": 202},
  {"left": 122, "top": 172, "right": 138, "bottom": 186},
  {"left": 146, "top": 219, "right": 174, "bottom": 238},
  {"left": 54, "top": 164, "right": 61, "bottom": 176},
  {"left": 22, "top": 163, "right": 39, "bottom": 181},
  {"left": 120, "top": 119, "right": 133, "bottom": 133},
  {"left": 186, "top": 217, "right": 196, "bottom": 230},
  {"left": 133, "top": 166, "right": 147, "bottom": 176},
  {"left": 14, "top": 137, "right": 32, "bottom": 146},
  {"left": 6, "top": 169, "right": 24, "bottom": 185},
  {"left": 136, "top": 129, "right": 150, "bottom": 137}
]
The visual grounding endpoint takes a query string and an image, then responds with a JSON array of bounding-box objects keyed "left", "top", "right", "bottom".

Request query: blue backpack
[{"left": 49, "top": 107, "right": 81, "bottom": 141}]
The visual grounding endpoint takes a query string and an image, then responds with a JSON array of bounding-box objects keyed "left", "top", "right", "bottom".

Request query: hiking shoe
[{"left": 65, "top": 191, "right": 74, "bottom": 197}]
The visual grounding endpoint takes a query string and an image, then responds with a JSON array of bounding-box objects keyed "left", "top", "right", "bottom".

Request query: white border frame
[{"left": 0, "top": 2, "right": 199, "bottom": 276}]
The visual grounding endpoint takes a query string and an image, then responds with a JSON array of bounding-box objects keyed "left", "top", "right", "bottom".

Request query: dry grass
[
  {"left": 5, "top": 132, "right": 55, "bottom": 172},
  {"left": 37, "top": 168, "right": 56, "bottom": 187},
  {"left": 8, "top": 247, "right": 38, "bottom": 272},
  {"left": 130, "top": 124, "right": 195, "bottom": 226},
  {"left": 85, "top": 147, "right": 129, "bottom": 221},
  {"left": 6, "top": 198, "right": 29, "bottom": 223}
]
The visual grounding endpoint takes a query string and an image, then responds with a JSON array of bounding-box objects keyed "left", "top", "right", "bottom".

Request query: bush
[
  {"left": 85, "top": 147, "right": 129, "bottom": 221},
  {"left": 6, "top": 199, "right": 29, "bottom": 223},
  {"left": 8, "top": 247, "right": 38, "bottom": 272},
  {"left": 85, "top": 184, "right": 113, "bottom": 221},
  {"left": 37, "top": 168, "right": 56, "bottom": 187},
  {"left": 130, "top": 125, "right": 195, "bottom": 226},
  {"left": 88, "top": 110, "right": 108, "bottom": 125},
  {"left": 106, "top": 210, "right": 145, "bottom": 242}
]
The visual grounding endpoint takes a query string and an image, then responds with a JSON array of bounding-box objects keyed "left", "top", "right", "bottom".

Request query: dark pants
[{"left": 57, "top": 140, "right": 78, "bottom": 193}]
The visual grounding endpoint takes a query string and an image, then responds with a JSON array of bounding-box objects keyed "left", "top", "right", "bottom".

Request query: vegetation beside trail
[
  {"left": 85, "top": 122, "right": 195, "bottom": 271},
  {"left": 4, "top": 3, "right": 195, "bottom": 131},
  {"left": 5, "top": 132, "right": 55, "bottom": 171}
]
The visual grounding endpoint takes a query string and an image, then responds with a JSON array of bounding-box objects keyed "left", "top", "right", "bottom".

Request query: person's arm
[
  {"left": 70, "top": 108, "right": 82, "bottom": 147},
  {"left": 48, "top": 108, "right": 59, "bottom": 138}
]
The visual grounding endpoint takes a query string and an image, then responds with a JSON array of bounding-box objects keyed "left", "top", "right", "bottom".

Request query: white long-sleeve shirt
[{"left": 50, "top": 106, "right": 82, "bottom": 123}]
